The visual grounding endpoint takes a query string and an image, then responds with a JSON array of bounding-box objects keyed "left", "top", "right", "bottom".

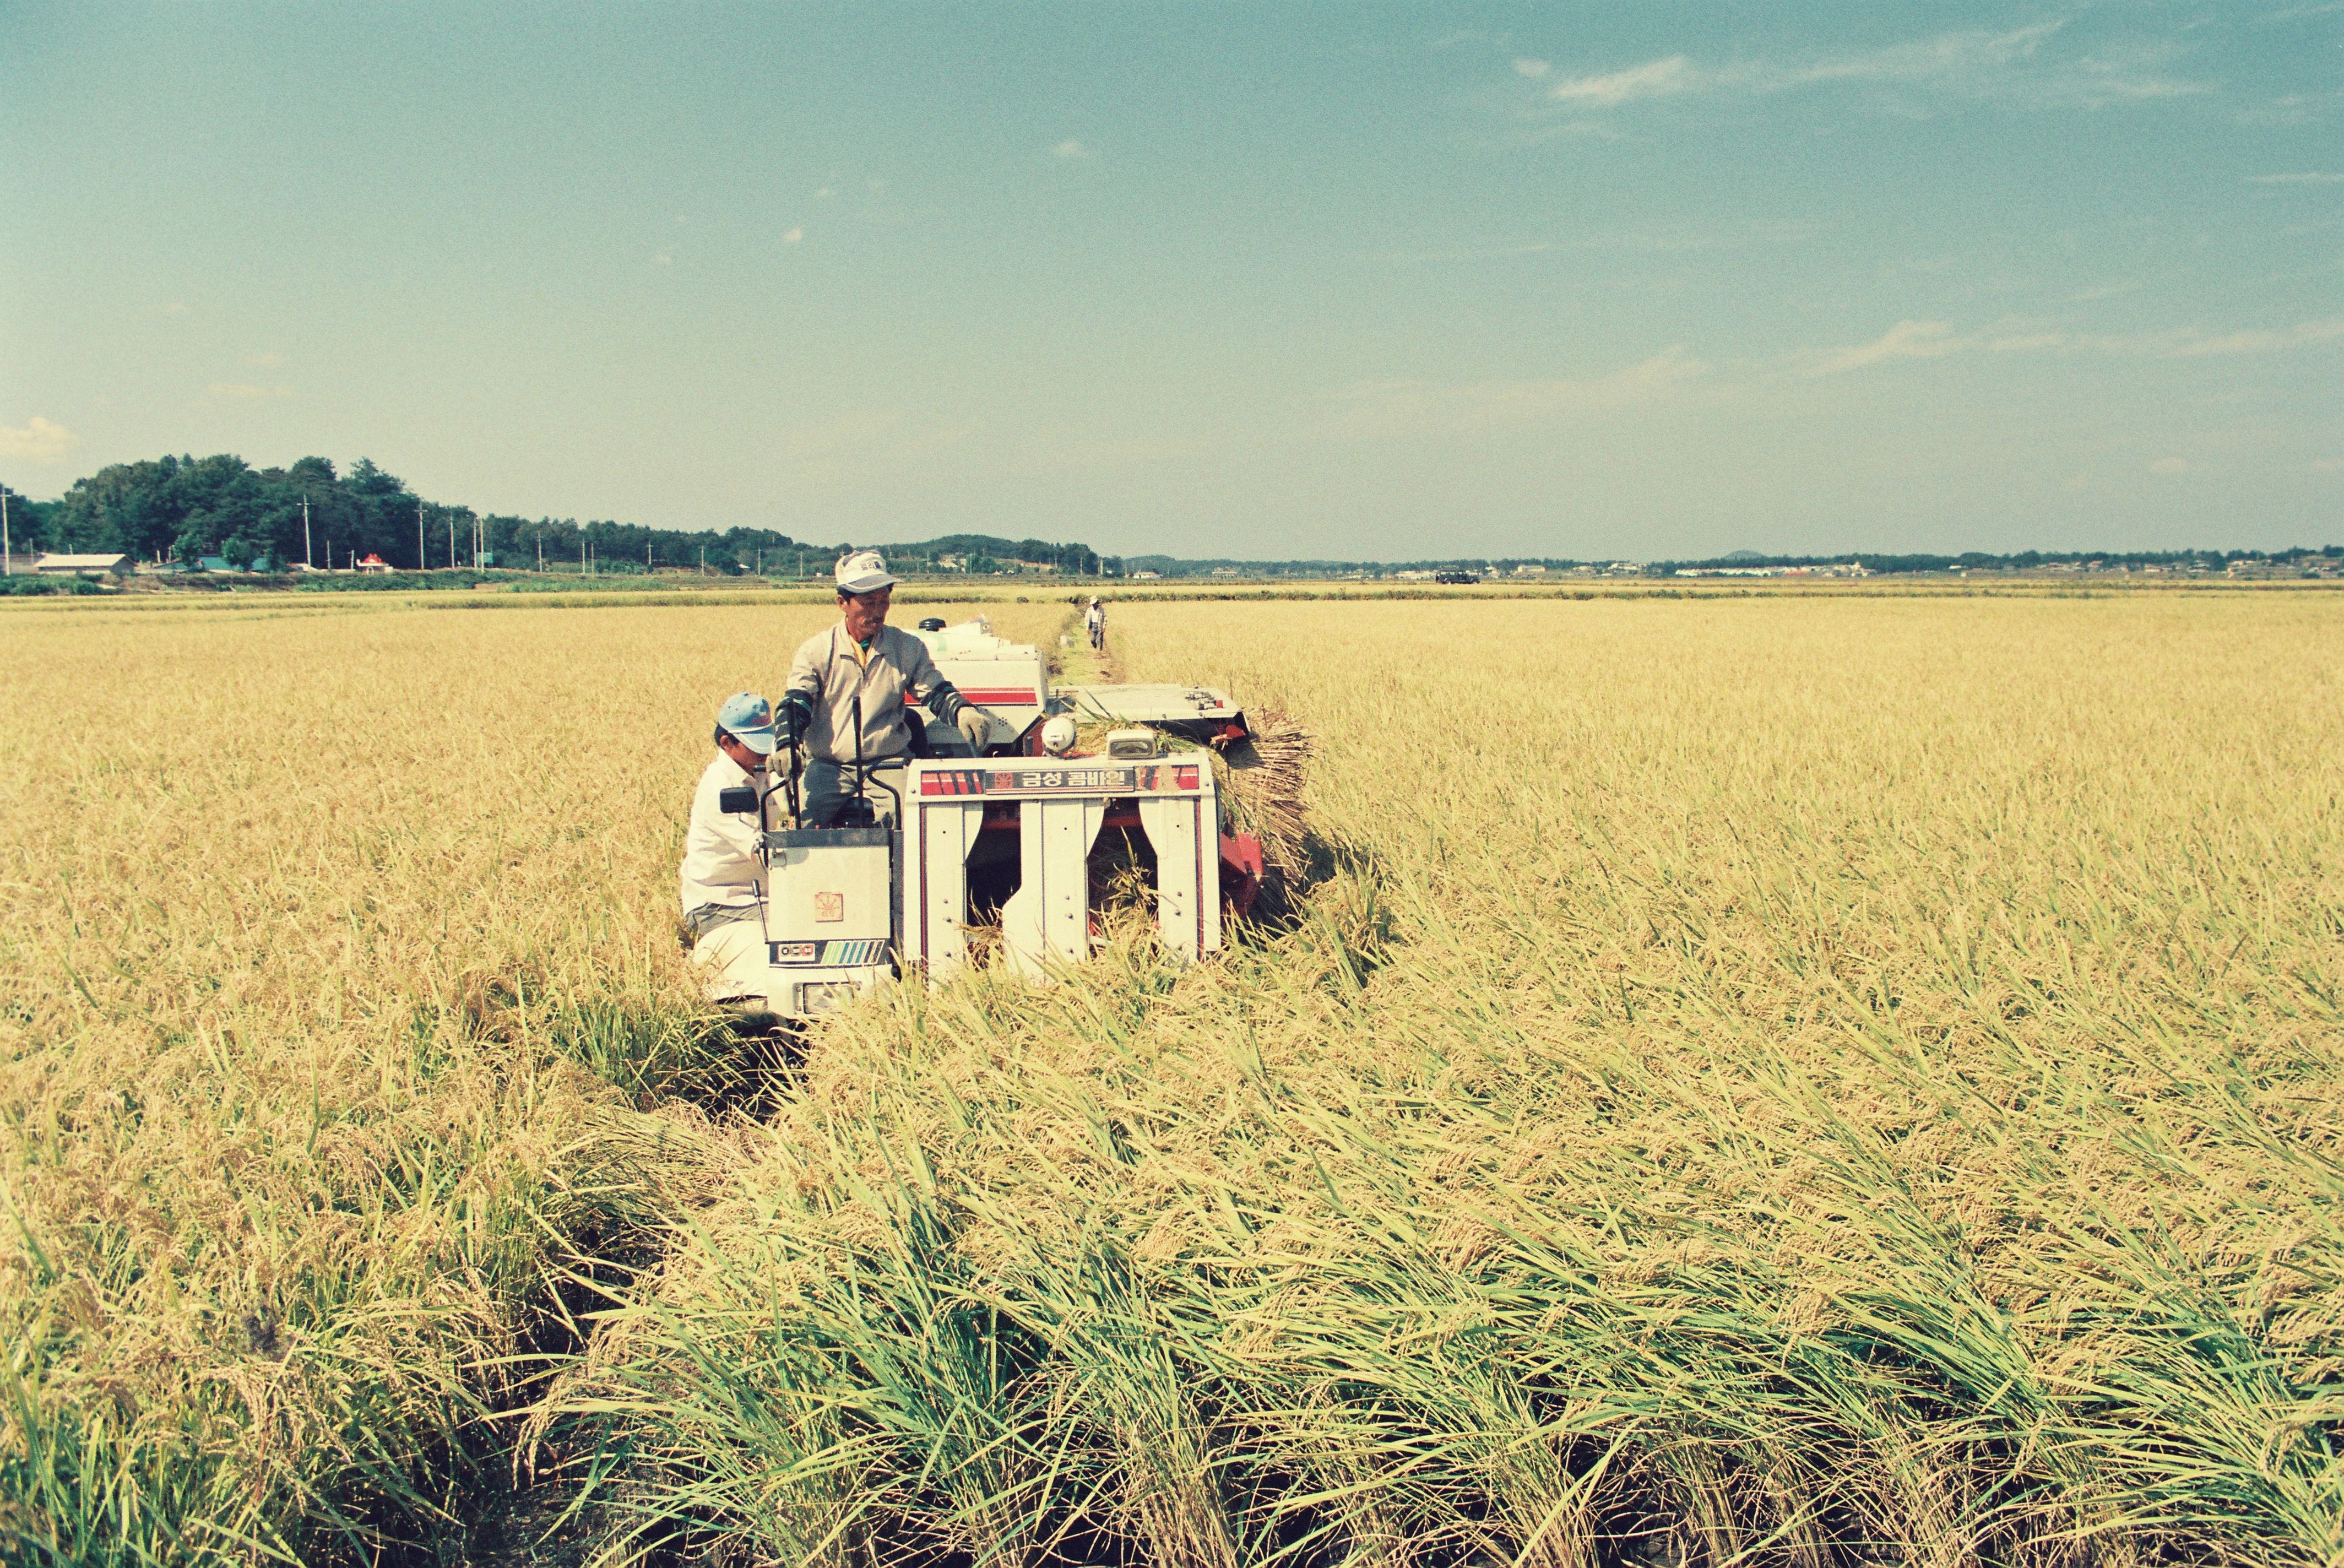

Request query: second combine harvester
[{"left": 720, "top": 615, "right": 1286, "bottom": 1018}]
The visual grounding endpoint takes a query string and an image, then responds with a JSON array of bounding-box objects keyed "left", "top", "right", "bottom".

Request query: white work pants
[{"left": 691, "top": 915, "right": 769, "bottom": 1005}]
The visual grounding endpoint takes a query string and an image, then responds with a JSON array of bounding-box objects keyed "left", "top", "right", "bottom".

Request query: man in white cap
[
  {"left": 680, "top": 691, "right": 778, "bottom": 1001},
  {"left": 782, "top": 550, "right": 992, "bottom": 825}
]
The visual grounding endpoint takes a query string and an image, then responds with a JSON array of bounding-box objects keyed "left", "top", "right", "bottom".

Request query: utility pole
[
  {"left": 538, "top": 537, "right": 544, "bottom": 572},
  {"left": 646, "top": 540, "right": 652, "bottom": 571},
  {"left": 2, "top": 485, "right": 10, "bottom": 577},
  {"left": 417, "top": 500, "right": 426, "bottom": 571},
  {"left": 699, "top": 544, "right": 706, "bottom": 574},
  {"left": 448, "top": 512, "right": 456, "bottom": 569},
  {"left": 302, "top": 495, "right": 313, "bottom": 568}
]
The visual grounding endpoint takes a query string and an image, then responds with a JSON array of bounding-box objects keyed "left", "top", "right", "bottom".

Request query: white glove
[{"left": 954, "top": 707, "right": 992, "bottom": 751}]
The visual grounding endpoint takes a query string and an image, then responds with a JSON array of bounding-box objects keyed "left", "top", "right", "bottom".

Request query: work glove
[
  {"left": 954, "top": 706, "right": 992, "bottom": 751},
  {"left": 778, "top": 692, "right": 812, "bottom": 747}
]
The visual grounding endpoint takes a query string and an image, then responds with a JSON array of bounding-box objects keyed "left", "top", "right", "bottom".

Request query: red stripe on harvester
[{"left": 903, "top": 690, "right": 1037, "bottom": 706}]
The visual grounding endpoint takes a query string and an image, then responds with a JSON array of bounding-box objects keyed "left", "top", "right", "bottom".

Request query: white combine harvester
[{"left": 720, "top": 617, "right": 1269, "bottom": 1018}]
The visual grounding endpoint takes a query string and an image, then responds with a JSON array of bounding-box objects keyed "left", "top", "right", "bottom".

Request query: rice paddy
[{"left": 3, "top": 589, "right": 2340, "bottom": 1565}]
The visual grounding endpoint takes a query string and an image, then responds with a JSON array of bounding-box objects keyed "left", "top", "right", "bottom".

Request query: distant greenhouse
[{"left": 32, "top": 552, "right": 131, "bottom": 577}]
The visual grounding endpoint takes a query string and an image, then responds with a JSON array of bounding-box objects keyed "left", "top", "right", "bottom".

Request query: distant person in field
[
  {"left": 781, "top": 550, "right": 991, "bottom": 824},
  {"left": 681, "top": 691, "right": 777, "bottom": 1002},
  {"left": 1085, "top": 596, "right": 1106, "bottom": 650}
]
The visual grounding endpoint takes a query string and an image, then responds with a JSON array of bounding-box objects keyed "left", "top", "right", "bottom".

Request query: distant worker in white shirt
[
  {"left": 680, "top": 691, "right": 777, "bottom": 1003},
  {"left": 781, "top": 550, "right": 992, "bottom": 825},
  {"left": 1084, "top": 596, "right": 1106, "bottom": 651}
]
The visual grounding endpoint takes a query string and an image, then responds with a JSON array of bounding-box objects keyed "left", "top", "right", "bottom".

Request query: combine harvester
[{"left": 720, "top": 616, "right": 1301, "bottom": 1019}]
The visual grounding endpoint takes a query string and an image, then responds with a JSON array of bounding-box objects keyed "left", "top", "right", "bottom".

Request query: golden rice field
[{"left": 3, "top": 589, "right": 2340, "bottom": 1567}]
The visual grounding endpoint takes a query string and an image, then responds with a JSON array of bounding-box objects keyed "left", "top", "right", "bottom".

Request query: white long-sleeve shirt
[{"left": 679, "top": 751, "right": 767, "bottom": 916}]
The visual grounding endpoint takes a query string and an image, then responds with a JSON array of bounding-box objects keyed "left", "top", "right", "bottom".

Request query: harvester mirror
[{"left": 717, "top": 785, "right": 759, "bottom": 815}]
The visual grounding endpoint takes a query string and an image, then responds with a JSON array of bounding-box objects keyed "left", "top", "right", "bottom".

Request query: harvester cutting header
[{"left": 679, "top": 551, "right": 1300, "bottom": 1018}]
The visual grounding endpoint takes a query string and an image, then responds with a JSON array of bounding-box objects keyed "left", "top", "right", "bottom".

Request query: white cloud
[
  {"left": 1052, "top": 138, "right": 1091, "bottom": 160},
  {"left": 0, "top": 415, "right": 78, "bottom": 463},
  {"left": 1892, "top": 313, "right": 2344, "bottom": 365},
  {"left": 1390, "top": 219, "right": 1817, "bottom": 266},
  {"left": 1545, "top": 23, "right": 2205, "bottom": 116},
  {"left": 815, "top": 186, "right": 834, "bottom": 199},
  {"left": 246, "top": 350, "right": 287, "bottom": 368},
  {"left": 2149, "top": 457, "right": 2195, "bottom": 474},
  {"left": 205, "top": 382, "right": 291, "bottom": 399},
  {"left": 1512, "top": 57, "right": 1551, "bottom": 78},
  {"left": 2171, "top": 314, "right": 2344, "bottom": 356},
  {"left": 2312, "top": 458, "right": 2344, "bottom": 471},
  {"left": 782, "top": 227, "right": 804, "bottom": 245},
  {"left": 1809, "top": 319, "right": 1962, "bottom": 375},
  {"left": 1550, "top": 55, "right": 1695, "bottom": 106},
  {"left": 2248, "top": 171, "right": 2344, "bottom": 184},
  {"left": 1321, "top": 345, "right": 1708, "bottom": 438},
  {"left": 1782, "top": 22, "right": 2064, "bottom": 91}
]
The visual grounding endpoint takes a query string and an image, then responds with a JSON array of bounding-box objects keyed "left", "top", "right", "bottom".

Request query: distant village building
[
  {"left": 35, "top": 552, "right": 132, "bottom": 577},
  {"left": 1132, "top": 570, "right": 1160, "bottom": 580},
  {"left": 1210, "top": 566, "right": 1242, "bottom": 577},
  {"left": 1512, "top": 563, "right": 1548, "bottom": 576},
  {"left": 358, "top": 554, "right": 391, "bottom": 574}
]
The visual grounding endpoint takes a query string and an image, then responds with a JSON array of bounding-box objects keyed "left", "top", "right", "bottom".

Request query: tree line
[
  {"left": 5, "top": 454, "right": 814, "bottom": 574},
  {"left": 2, "top": 454, "right": 1117, "bottom": 577}
]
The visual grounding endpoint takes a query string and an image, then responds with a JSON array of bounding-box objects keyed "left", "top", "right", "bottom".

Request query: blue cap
[{"left": 716, "top": 691, "right": 777, "bottom": 755}]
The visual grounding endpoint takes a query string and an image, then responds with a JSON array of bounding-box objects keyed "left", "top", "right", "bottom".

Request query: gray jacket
[{"left": 784, "top": 623, "right": 968, "bottom": 764}]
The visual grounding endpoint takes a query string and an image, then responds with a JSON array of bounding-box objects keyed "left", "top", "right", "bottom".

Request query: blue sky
[{"left": 3, "top": 2, "right": 2337, "bottom": 558}]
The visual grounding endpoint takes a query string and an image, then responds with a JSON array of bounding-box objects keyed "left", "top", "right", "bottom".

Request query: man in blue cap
[{"left": 681, "top": 691, "right": 777, "bottom": 1001}]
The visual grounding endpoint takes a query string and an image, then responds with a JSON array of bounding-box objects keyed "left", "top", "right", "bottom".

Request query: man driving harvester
[{"left": 782, "top": 550, "right": 992, "bottom": 825}]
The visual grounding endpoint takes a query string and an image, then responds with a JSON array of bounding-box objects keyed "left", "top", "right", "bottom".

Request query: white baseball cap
[{"left": 834, "top": 550, "right": 898, "bottom": 595}]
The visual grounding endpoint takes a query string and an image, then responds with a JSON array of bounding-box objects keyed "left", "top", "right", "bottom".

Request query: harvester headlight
[
  {"left": 796, "top": 981, "right": 858, "bottom": 1014},
  {"left": 1105, "top": 727, "right": 1159, "bottom": 759},
  {"left": 1040, "top": 715, "right": 1078, "bottom": 755}
]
